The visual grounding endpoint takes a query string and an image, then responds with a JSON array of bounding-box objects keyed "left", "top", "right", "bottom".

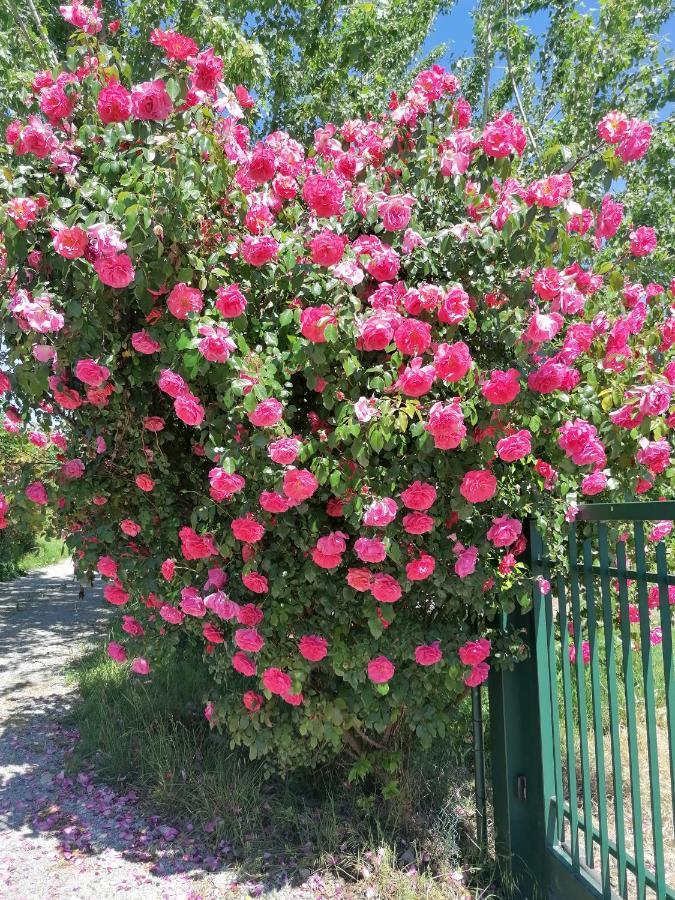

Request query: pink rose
[
  {"left": 496, "top": 430, "right": 532, "bottom": 462},
  {"left": 161, "top": 558, "right": 175, "bottom": 580},
  {"left": 426, "top": 400, "right": 466, "bottom": 450},
  {"left": 394, "top": 318, "right": 432, "bottom": 356},
  {"left": 486, "top": 516, "right": 522, "bottom": 548},
  {"left": 300, "top": 304, "right": 336, "bottom": 343},
  {"left": 629, "top": 226, "right": 657, "bottom": 257},
  {"left": 157, "top": 369, "right": 186, "bottom": 398},
  {"left": 131, "top": 330, "right": 161, "bottom": 354},
  {"left": 180, "top": 588, "right": 206, "bottom": 617},
  {"left": 459, "top": 638, "right": 491, "bottom": 666},
  {"left": 298, "top": 635, "right": 328, "bottom": 662},
  {"left": 309, "top": 230, "right": 346, "bottom": 266},
  {"left": 433, "top": 341, "right": 472, "bottom": 382},
  {"left": 242, "top": 572, "right": 269, "bottom": 594},
  {"left": 636, "top": 439, "right": 671, "bottom": 475},
  {"left": 167, "top": 283, "right": 204, "bottom": 319},
  {"left": 362, "top": 497, "right": 398, "bottom": 527},
  {"left": 347, "top": 568, "right": 373, "bottom": 592},
  {"left": 402, "top": 512, "right": 435, "bottom": 534},
  {"left": 94, "top": 253, "right": 135, "bottom": 288},
  {"left": 231, "top": 515, "right": 265, "bottom": 543},
  {"left": 120, "top": 518, "right": 141, "bottom": 536},
  {"left": 243, "top": 690, "right": 264, "bottom": 711},
  {"left": 122, "top": 616, "right": 144, "bottom": 637},
  {"left": 179, "top": 526, "right": 218, "bottom": 560},
  {"left": 460, "top": 470, "right": 497, "bottom": 503},
  {"left": 454, "top": 545, "right": 478, "bottom": 578},
  {"left": 215, "top": 284, "right": 247, "bottom": 318},
  {"left": 75, "top": 358, "right": 109, "bottom": 387},
  {"left": 283, "top": 468, "right": 319, "bottom": 501},
  {"left": 354, "top": 537, "right": 386, "bottom": 563},
  {"left": 406, "top": 553, "right": 436, "bottom": 581},
  {"left": 595, "top": 194, "right": 623, "bottom": 241},
  {"left": 437, "top": 285, "right": 470, "bottom": 325},
  {"left": 248, "top": 398, "right": 283, "bottom": 427},
  {"left": 400, "top": 481, "right": 436, "bottom": 511},
  {"left": 316, "top": 531, "right": 348, "bottom": 556},
  {"left": 367, "top": 655, "right": 395, "bottom": 684},
  {"left": 97, "top": 81, "right": 132, "bottom": 124},
  {"left": 482, "top": 368, "right": 520, "bottom": 405},
  {"left": 234, "top": 628, "right": 265, "bottom": 653},
  {"left": 25, "top": 481, "right": 49, "bottom": 505},
  {"left": 131, "top": 79, "right": 172, "bottom": 120},
  {"left": 482, "top": 112, "right": 526, "bottom": 157},
  {"left": 53, "top": 226, "right": 87, "bottom": 259},
  {"left": 241, "top": 235, "right": 279, "bottom": 266},
  {"left": 259, "top": 491, "right": 291, "bottom": 513},
  {"left": 104, "top": 584, "right": 129, "bottom": 606},
  {"left": 97, "top": 555, "right": 118, "bottom": 578},
  {"left": 616, "top": 119, "right": 652, "bottom": 163},
  {"left": 262, "top": 667, "right": 293, "bottom": 695},
  {"left": 159, "top": 604, "right": 184, "bottom": 625},
  {"left": 370, "top": 573, "right": 402, "bottom": 603},
  {"left": 61, "top": 458, "right": 85, "bottom": 479},
  {"left": 107, "top": 641, "right": 127, "bottom": 663},
  {"left": 378, "top": 194, "right": 414, "bottom": 231},
  {"left": 302, "top": 173, "right": 345, "bottom": 218},
  {"left": 581, "top": 471, "right": 607, "bottom": 496},
  {"left": 397, "top": 357, "right": 435, "bottom": 397},
  {"left": 268, "top": 437, "right": 301, "bottom": 464},
  {"left": 415, "top": 642, "right": 443, "bottom": 666},
  {"left": 209, "top": 468, "right": 245, "bottom": 501},
  {"left": 233, "top": 652, "right": 257, "bottom": 676},
  {"left": 174, "top": 391, "right": 204, "bottom": 426},
  {"left": 131, "top": 658, "right": 150, "bottom": 675},
  {"left": 465, "top": 662, "right": 490, "bottom": 687}
]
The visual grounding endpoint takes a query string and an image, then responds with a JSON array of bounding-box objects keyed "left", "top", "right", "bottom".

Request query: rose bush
[{"left": 0, "top": 4, "right": 673, "bottom": 775}]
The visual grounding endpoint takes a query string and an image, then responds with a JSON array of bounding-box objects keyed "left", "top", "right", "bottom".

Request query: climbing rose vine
[{"left": 1, "top": 3, "right": 673, "bottom": 771}]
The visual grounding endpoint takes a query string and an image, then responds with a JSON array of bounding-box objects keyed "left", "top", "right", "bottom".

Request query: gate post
[{"left": 488, "top": 608, "right": 547, "bottom": 898}]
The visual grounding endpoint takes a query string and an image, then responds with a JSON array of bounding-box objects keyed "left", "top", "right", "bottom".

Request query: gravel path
[{"left": 0, "top": 564, "right": 334, "bottom": 900}]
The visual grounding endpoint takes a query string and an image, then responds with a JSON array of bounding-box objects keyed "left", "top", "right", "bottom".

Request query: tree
[{"left": 0, "top": 0, "right": 453, "bottom": 138}]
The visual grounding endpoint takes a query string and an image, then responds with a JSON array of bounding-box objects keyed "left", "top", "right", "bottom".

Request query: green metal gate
[{"left": 488, "top": 501, "right": 675, "bottom": 899}]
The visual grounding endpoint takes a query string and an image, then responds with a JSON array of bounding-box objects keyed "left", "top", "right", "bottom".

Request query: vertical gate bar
[
  {"left": 582, "top": 536, "right": 610, "bottom": 895},
  {"left": 568, "top": 527, "right": 595, "bottom": 868},
  {"left": 542, "top": 543, "right": 565, "bottom": 848},
  {"left": 655, "top": 541, "right": 675, "bottom": 833},
  {"left": 530, "top": 523, "right": 558, "bottom": 846},
  {"left": 472, "top": 686, "right": 488, "bottom": 849},
  {"left": 597, "top": 523, "right": 627, "bottom": 897},
  {"left": 616, "top": 539, "right": 646, "bottom": 898},
  {"left": 633, "top": 522, "right": 666, "bottom": 898},
  {"left": 557, "top": 570, "right": 580, "bottom": 869}
]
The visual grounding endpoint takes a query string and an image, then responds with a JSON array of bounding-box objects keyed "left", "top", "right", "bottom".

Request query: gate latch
[{"left": 516, "top": 774, "right": 527, "bottom": 801}]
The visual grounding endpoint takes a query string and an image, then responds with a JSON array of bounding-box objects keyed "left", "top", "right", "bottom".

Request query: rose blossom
[
  {"left": 262, "top": 667, "right": 293, "bottom": 695},
  {"left": 174, "top": 391, "right": 204, "bottom": 426},
  {"left": 496, "top": 430, "right": 532, "bottom": 462},
  {"left": 268, "top": 437, "right": 301, "bottom": 464},
  {"left": 283, "top": 468, "right": 319, "bottom": 501},
  {"left": 94, "top": 253, "right": 135, "bottom": 288},
  {"left": 53, "top": 226, "right": 87, "bottom": 259},
  {"left": 401, "top": 481, "right": 436, "bottom": 510},
  {"left": 167, "top": 283, "right": 204, "bottom": 319},
  {"left": 486, "top": 516, "right": 522, "bottom": 548},
  {"left": 362, "top": 497, "right": 398, "bottom": 527},
  {"left": 407, "top": 553, "right": 436, "bottom": 581},
  {"left": 460, "top": 470, "right": 497, "bottom": 503},
  {"left": 354, "top": 537, "right": 386, "bottom": 563},
  {"left": 231, "top": 515, "right": 265, "bottom": 543},
  {"left": 415, "top": 642, "right": 443, "bottom": 666},
  {"left": 459, "top": 638, "right": 491, "bottom": 666},
  {"left": 370, "top": 573, "right": 402, "bottom": 603},
  {"left": 248, "top": 398, "right": 283, "bottom": 427},
  {"left": 298, "top": 635, "right": 328, "bottom": 662},
  {"left": 367, "top": 655, "right": 395, "bottom": 684},
  {"left": 131, "top": 79, "right": 172, "bottom": 120}
]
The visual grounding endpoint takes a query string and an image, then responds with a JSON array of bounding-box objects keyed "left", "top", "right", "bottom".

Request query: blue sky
[{"left": 423, "top": 1, "right": 673, "bottom": 74}]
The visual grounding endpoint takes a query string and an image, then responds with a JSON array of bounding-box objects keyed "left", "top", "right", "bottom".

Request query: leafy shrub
[{"left": 0, "top": 6, "right": 672, "bottom": 774}]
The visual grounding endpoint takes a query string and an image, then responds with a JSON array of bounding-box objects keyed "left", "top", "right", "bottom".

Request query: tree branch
[{"left": 504, "top": 2, "right": 543, "bottom": 170}]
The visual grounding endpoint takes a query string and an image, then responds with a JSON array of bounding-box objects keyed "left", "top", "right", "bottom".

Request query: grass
[
  {"left": 66, "top": 643, "right": 503, "bottom": 898},
  {"left": 17, "top": 536, "right": 69, "bottom": 572},
  {"left": 0, "top": 535, "right": 69, "bottom": 581}
]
